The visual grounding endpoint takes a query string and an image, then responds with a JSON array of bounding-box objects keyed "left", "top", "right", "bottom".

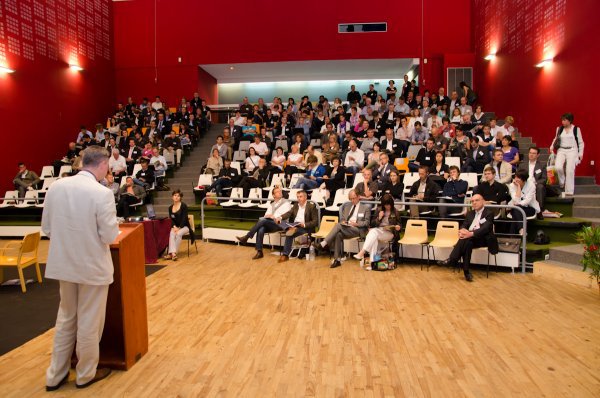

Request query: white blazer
[
  {"left": 509, "top": 180, "right": 540, "bottom": 213},
  {"left": 42, "top": 171, "right": 119, "bottom": 285}
]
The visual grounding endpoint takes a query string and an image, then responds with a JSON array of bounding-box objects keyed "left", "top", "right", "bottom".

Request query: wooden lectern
[{"left": 100, "top": 223, "right": 148, "bottom": 370}]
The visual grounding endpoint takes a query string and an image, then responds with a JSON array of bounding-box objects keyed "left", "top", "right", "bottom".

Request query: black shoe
[
  {"left": 75, "top": 368, "right": 111, "bottom": 389},
  {"left": 236, "top": 235, "right": 248, "bottom": 244},
  {"left": 252, "top": 250, "right": 263, "bottom": 260},
  {"left": 312, "top": 242, "right": 323, "bottom": 255},
  {"left": 464, "top": 271, "right": 474, "bottom": 282},
  {"left": 330, "top": 259, "right": 341, "bottom": 268},
  {"left": 46, "top": 372, "right": 69, "bottom": 391},
  {"left": 536, "top": 213, "right": 544, "bottom": 220}
]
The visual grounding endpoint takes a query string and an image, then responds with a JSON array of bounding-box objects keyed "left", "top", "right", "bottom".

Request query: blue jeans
[
  {"left": 294, "top": 178, "right": 319, "bottom": 190},
  {"left": 210, "top": 178, "right": 233, "bottom": 197},
  {"left": 245, "top": 218, "right": 283, "bottom": 251},
  {"left": 280, "top": 222, "right": 309, "bottom": 256}
]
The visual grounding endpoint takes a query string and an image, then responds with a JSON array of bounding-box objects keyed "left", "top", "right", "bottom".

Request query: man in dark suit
[
  {"left": 381, "top": 104, "right": 398, "bottom": 128},
  {"left": 409, "top": 138, "right": 436, "bottom": 172},
  {"left": 462, "top": 136, "right": 491, "bottom": 173},
  {"left": 365, "top": 84, "right": 378, "bottom": 104},
  {"left": 439, "top": 194, "right": 499, "bottom": 282},
  {"left": 317, "top": 189, "right": 371, "bottom": 268},
  {"left": 277, "top": 190, "right": 319, "bottom": 263},
  {"left": 120, "top": 138, "right": 142, "bottom": 175},
  {"left": 517, "top": 146, "right": 547, "bottom": 219},
  {"left": 381, "top": 128, "right": 404, "bottom": 162},
  {"left": 209, "top": 159, "right": 240, "bottom": 197},
  {"left": 474, "top": 166, "right": 510, "bottom": 205},
  {"left": 163, "top": 130, "right": 183, "bottom": 166},
  {"left": 408, "top": 165, "right": 440, "bottom": 215},
  {"left": 372, "top": 153, "right": 398, "bottom": 189},
  {"left": 155, "top": 113, "right": 171, "bottom": 138}
]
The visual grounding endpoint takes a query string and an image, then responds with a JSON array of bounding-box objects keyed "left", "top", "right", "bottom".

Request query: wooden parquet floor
[{"left": 0, "top": 242, "right": 598, "bottom": 397}]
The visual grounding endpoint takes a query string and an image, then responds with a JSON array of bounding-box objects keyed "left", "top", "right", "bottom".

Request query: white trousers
[
  {"left": 555, "top": 147, "right": 578, "bottom": 194},
  {"left": 168, "top": 226, "right": 189, "bottom": 254},
  {"left": 164, "top": 148, "right": 182, "bottom": 165},
  {"left": 46, "top": 281, "right": 109, "bottom": 386},
  {"left": 362, "top": 228, "right": 394, "bottom": 261}
]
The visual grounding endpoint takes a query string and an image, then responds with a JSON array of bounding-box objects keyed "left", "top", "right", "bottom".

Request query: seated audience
[
  {"left": 316, "top": 189, "right": 371, "bottom": 268},
  {"left": 244, "top": 147, "right": 261, "bottom": 174},
  {"left": 409, "top": 138, "right": 436, "bottom": 172},
  {"left": 271, "top": 147, "right": 286, "bottom": 171},
  {"left": 344, "top": 139, "right": 365, "bottom": 175},
  {"left": 438, "top": 166, "right": 468, "bottom": 218},
  {"left": 13, "top": 163, "right": 41, "bottom": 199},
  {"left": 381, "top": 128, "right": 403, "bottom": 162},
  {"left": 408, "top": 165, "right": 440, "bottom": 215},
  {"left": 474, "top": 166, "right": 510, "bottom": 205},
  {"left": 117, "top": 177, "right": 146, "bottom": 218},
  {"left": 205, "top": 148, "right": 223, "bottom": 175},
  {"left": 462, "top": 136, "right": 491, "bottom": 173},
  {"left": 164, "top": 189, "right": 194, "bottom": 261},
  {"left": 508, "top": 170, "right": 540, "bottom": 234},
  {"left": 354, "top": 168, "right": 379, "bottom": 201},
  {"left": 322, "top": 134, "right": 340, "bottom": 163},
  {"left": 353, "top": 194, "right": 402, "bottom": 268},
  {"left": 284, "top": 144, "right": 305, "bottom": 177},
  {"left": 366, "top": 142, "right": 383, "bottom": 168},
  {"left": 439, "top": 194, "right": 498, "bottom": 282},
  {"left": 294, "top": 155, "right": 325, "bottom": 190},
  {"left": 210, "top": 159, "right": 240, "bottom": 197},
  {"left": 501, "top": 135, "right": 520, "bottom": 170},
  {"left": 372, "top": 153, "right": 397, "bottom": 189},
  {"left": 102, "top": 172, "right": 119, "bottom": 202},
  {"left": 250, "top": 134, "right": 269, "bottom": 157},
  {"left": 517, "top": 146, "right": 546, "bottom": 218},
  {"left": 488, "top": 149, "right": 513, "bottom": 184},
  {"left": 411, "top": 121, "right": 428, "bottom": 145},
  {"left": 108, "top": 149, "right": 127, "bottom": 181},
  {"left": 120, "top": 138, "right": 142, "bottom": 175},
  {"left": 239, "top": 158, "right": 270, "bottom": 197},
  {"left": 382, "top": 170, "right": 404, "bottom": 200},
  {"left": 321, "top": 157, "right": 346, "bottom": 202},
  {"left": 277, "top": 190, "right": 319, "bottom": 263},
  {"left": 211, "top": 135, "right": 229, "bottom": 159},
  {"left": 360, "top": 129, "right": 379, "bottom": 157},
  {"left": 163, "top": 130, "right": 183, "bottom": 167},
  {"left": 236, "top": 186, "right": 292, "bottom": 259},
  {"left": 133, "top": 158, "right": 155, "bottom": 189}
]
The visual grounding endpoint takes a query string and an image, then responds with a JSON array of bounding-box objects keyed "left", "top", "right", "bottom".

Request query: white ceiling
[{"left": 199, "top": 58, "right": 419, "bottom": 84}]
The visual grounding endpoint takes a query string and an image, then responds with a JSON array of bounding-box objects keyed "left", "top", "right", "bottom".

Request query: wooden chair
[
  {"left": 0, "top": 232, "right": 42, "bottom": 293},
  {"left": 312, "top": 216, "right": 339, "bottom": 240},
  {"left": 398, "top": 219, "right": 430, "bottom": 269},
  {"left": 426, "top": 221, "right": 459, "bottom": 271},
  {"left": 186, "top": 215, "right": 198, "bottom": 257}
]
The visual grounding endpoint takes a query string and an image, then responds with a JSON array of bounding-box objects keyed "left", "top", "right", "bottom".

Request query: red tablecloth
[{"left": 142, "top": 218, "right": 171, "bottom": 264}]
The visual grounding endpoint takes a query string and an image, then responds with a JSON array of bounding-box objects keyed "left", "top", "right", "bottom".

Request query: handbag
[{"left": 497, "top": 237, "right": 521, "bottom": 253}]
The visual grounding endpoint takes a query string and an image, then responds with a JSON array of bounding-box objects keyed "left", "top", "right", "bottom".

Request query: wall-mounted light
[
  {"left": 229, "top": 66, "right": 235, "bottom": 70},
  {"left": 535, "top": 58, "right": 553, "bottom": 68},
  {"left": 484, "top": 53, "right": 496, "bottom": 61},
  {"left": 69, "top": 64, "right": 83, "bottom": 71},
  {"left": 0, "top": 65, "right": 15, "bottom": 73}
]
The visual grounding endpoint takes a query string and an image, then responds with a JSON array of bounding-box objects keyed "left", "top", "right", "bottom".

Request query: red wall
[
  {"left": 113, "top": 0, "right": 472, "bottom": 104},
  {"left": 473, "top": 0, "right": 599, "bottom": 179},
  {"left": 0, "top": 0, "right": 115, "bottom": 194}
]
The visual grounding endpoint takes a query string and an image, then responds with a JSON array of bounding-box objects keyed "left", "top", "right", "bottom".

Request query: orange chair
[{"left": 0, "top": 232, "right": 42, "bottom": 292}]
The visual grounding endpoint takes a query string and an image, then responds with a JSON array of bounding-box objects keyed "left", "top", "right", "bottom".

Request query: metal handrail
[{"left": 338, "top": 200, "right": 528, "bottom": 273}]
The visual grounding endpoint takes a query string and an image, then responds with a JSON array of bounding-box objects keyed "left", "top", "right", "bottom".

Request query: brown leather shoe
[
  {"left": 236, "top": 235, "right": 248, "bottom": 244},
  {"left": 46, "top": 372, "right": 69, "bottom": 391},
  {"left": 285, "top": 227, "right": 297, "bottom": 237},
  {"left": 76, "top": 368, "right": 112, "bottom": 389},
  {"left": 278, "top": 255, "right": 289, "bottom": 263},
  {"left": 252, "top": 250, "right": 264, "bottom": 260}
]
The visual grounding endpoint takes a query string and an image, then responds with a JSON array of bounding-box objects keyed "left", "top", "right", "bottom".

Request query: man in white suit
[{"left": 43, "top": 146, "right": 119, "bottom": 391}]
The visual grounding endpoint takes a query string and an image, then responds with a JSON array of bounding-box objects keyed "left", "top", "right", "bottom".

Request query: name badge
[
  {"left": 425, "top": 156, "right": 430, "bottom": 160},
  {"left": 479, "top": 151, "right": 484, "bottom": 156},
  {"left": 480, "top": 218, "right": 487, "bottom": 224},
  {"left": 385, "top": 169, "right": 390, "bottom": 174},
  {"left": 392, "top": 144, "right": 397, "bottom": 147},
  {"left": 358, "top": 213, "right": 364, "bottom": 217},
  {"left": 535, "top": 169, "right": 541, "bottom": 174}
]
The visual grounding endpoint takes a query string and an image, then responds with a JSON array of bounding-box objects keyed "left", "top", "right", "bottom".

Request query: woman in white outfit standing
[{"left": 550, "top": 113, "right": 584, "bottom": 195}]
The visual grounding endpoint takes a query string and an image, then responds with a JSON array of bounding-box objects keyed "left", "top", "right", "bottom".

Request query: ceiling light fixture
[
  {"left": 229, "top": 66, "right": 235, "bottom": 70},
  {"left": 0, "top": 65, "right": 15, "bottom": 73},
  {"left": 535, "top": 58, "right": 553, "bottom": 68},
  {"left": 484, "top": 53, "right": 496, "bottom": 61},
  {"left": 69, "top": 64, "right": 83, "bottom": 71}
]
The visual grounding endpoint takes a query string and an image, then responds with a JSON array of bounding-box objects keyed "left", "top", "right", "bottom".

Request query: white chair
[
  {"left": 310, "top": 188, "right": 328, "bottom": 207},
  {"left": 352, "top": 172, "right": 365, "bottom": 188},
  {"left": 324, "top": 188, "right": 350, "bottom": 212},
  {"left": 238, "top": 141, "right": 251, "bottom": 152},
  {"left": 40, "top": 178, "right": 57, "bottom": 191},
  {"left": 310, "top": 138, "right": 322, "bottom": 148},
  {"left": 402, "top": 172, "right": 420, "bottom": 194},
  {"left": 263, "top": 173, "right": 285, "bottom": 192},
  {"left": 233, "top": 150, "right": 246, "bottom": 162},
  {"left": 15, "top": 191, "right": 38, "bottom": 208},
  {"left": 230, "top": 161, "right": 242, "bottom": 175},
  {"left": 40, "top": 166, "right": 54, "bottom": 179},
  {"left": 462, "top": 173, "right": 479, "bottom": 195},
  {"left": 58, "top": 165, "right": 72, "bottom": 177},
  {"left": 258, "top": 189, "right": 274, "bottom": 209},
  {"left": 287, "top": 173, "right": 304, "bottom": 189},
  {"left": 220, "top": 187, "right": 244, "bottom": 207},
  {"left": 239, "top": 188, "right": 262, "bottom": 208},
  {"left": 194, "top": 174, "right": 214, "bottom": 191},
  {"left": 286, "top": 188, "right": 302, "bottom": 200},
  {"left": 275, "top": 140, "right": 288, "bottom": 152},
  {"left": 0, "top": 191, "right": 18, "bottom": 208},
  {"left": 406, "top": 145, "right": 422, "bottom": 160},
  {"left": 445, "top": 157, "right": 461, "bottom": 168}
]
